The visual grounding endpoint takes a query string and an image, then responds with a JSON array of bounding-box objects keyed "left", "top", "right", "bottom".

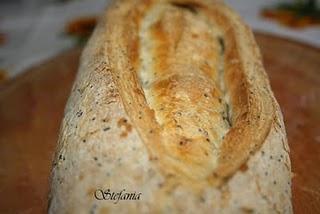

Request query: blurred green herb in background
[
  {"left": 278, "top": 0, "right": 320, "bottom": 18},
  {"left": 262, "top": 0, "right": 320, "bottom": 28}
]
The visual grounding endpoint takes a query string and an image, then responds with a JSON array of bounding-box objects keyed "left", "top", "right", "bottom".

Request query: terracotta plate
[{"left": 0, "top": 33, "right": 319, "bottom": 213}]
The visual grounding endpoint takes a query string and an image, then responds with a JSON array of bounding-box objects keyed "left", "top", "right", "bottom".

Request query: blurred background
[
  {"left": 0, "top": 0, "right": 319, "bottom": 78},
  {"left": 0, "top": 0, "right": 319, "bottom": 213}
]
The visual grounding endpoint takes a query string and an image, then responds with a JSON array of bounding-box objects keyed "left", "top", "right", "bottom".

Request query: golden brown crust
[
  {"left": 105, "top": 0, "right": 275, "bottom": 184},
  {"left": 49, "top": 0, "right": 292, "bottom": 213}
]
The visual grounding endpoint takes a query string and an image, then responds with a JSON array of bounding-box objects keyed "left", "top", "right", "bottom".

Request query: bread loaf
[{"left": 49, "top": 0, "right": 292, "bottom": 213}]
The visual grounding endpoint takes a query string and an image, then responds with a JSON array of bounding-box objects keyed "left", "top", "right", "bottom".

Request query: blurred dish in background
[{"left": 261, "top": 0, "right": 320, "bottom": 28}]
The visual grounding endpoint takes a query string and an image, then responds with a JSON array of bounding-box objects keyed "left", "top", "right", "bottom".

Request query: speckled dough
[{"left": 48, "top": 0, "right": 292, "bottom": 213}]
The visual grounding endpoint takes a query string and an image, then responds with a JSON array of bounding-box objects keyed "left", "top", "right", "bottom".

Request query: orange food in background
[
  {"left": 65, "top": 16, "right": 97, "bottom": 38},
  {"left": 0, "top": 69, "right": 7, "bottom": 84},
  {"left": 261, "top": 9, "right": 320, "bottom": 28},
  {"left": 0, "top": 33, "right": 6, "bottom": 46}
]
